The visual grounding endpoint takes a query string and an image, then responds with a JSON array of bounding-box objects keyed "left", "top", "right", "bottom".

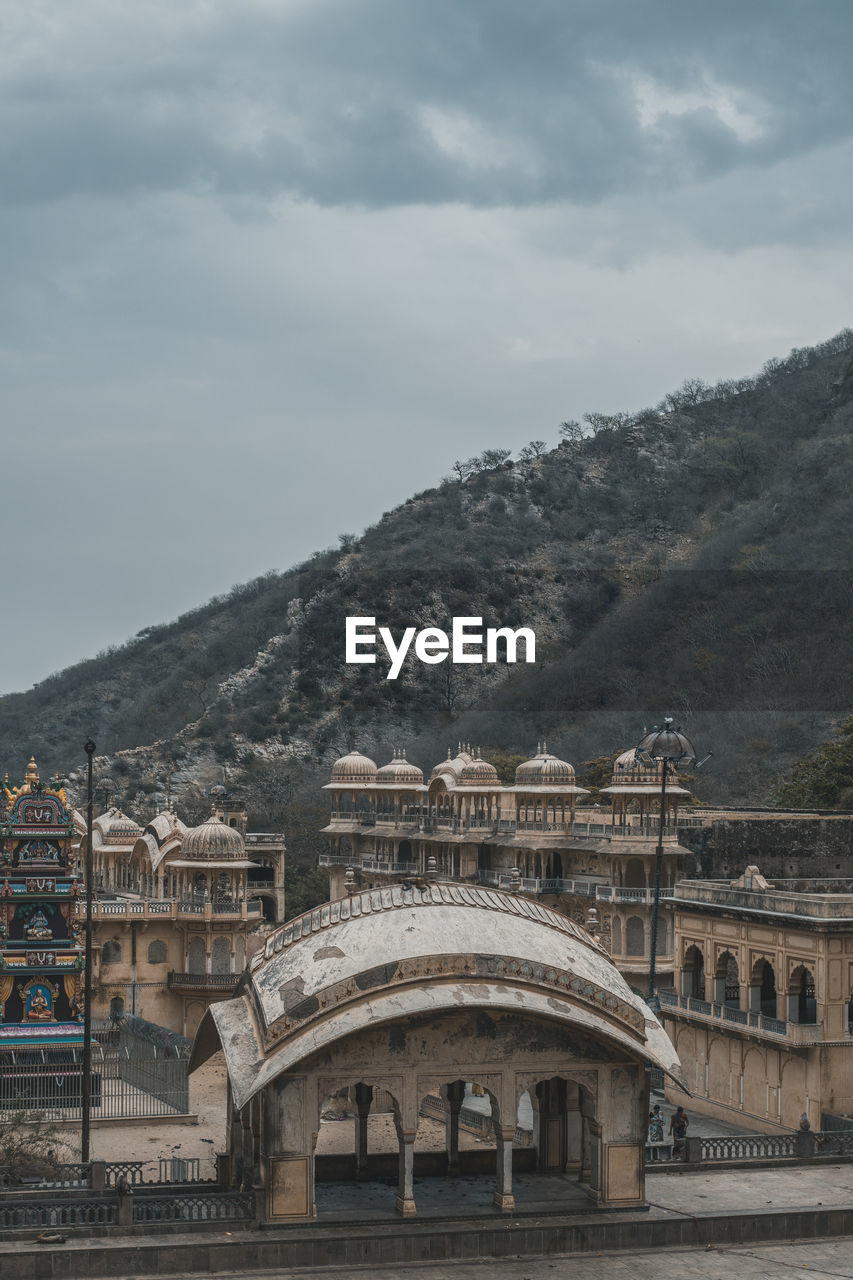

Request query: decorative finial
[
  {"left": 345, "top": 865, "right": 356, "bottom": 893},
  {"left": 426, "top": 854, "right": 437, "bottom": 880},
  {"left": 509, "top": 866, "right": 521, "bottom": 891},
  {"left": 542, "top": 739, "right": 547, "bottom": 755},
  {"left": 586, "top": 906, "right": 599, "bottom": 937}
]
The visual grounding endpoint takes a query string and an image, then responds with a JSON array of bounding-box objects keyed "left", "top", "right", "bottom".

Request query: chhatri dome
[
  {"left": 459, "top": 748, "right": 500, "bottom": 786},
  {"left": 375, "top": 750, "right": 424, "bottom": 786},
  {"left": 330, "top": 748, "right": 378, "bottom": 784},
  {"left": 515, "top": 742, "right": 576, "bottom": 787},
  {"left": 182, "top": 812, "right": 246, "bottom": 861}
]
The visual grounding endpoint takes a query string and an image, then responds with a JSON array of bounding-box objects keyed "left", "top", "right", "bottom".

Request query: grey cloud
[{"left": 2, "top": 2, "right": 852, "bottom": 212}]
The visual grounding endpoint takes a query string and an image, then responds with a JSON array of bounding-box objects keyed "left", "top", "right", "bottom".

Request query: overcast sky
[{"left": 2, "top": 1, "right": 852, "bottom": 693}]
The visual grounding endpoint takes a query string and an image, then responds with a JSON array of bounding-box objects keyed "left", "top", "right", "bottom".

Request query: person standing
[{"left": 669, "top": 1105, "right": 689, "bottom": 1157}]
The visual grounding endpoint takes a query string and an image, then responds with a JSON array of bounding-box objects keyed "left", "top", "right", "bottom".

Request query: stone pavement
[
  {"left": 161, "top": 1237, "right": 853, "bottom": 1279},
  {"left": 315, "top": 1161, "right": 853, "bottom": 1222}
]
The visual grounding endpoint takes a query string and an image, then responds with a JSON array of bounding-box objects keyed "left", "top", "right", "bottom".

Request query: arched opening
[
  {"left": 101, "top": 940, "right": 122, "bottom": 965},
  {"left": 251, "top": 892, "right": 277, "bottom": 922},
  {"left": 397, "top": 840, "right": 413, "bottom": 866},
  {"left": 187, "top": 936, "right": 206, "bottom": 975},
  {"left": 413, "top": 1079, "right": 498, "bottom": 1192},
  {"left": 625, "top": 916, "right": 645, "bottom": 956},
  {"left": 109, "top": 995, "right": 125, "bottom": 1019},
  {"left": 211, "top": 936, "right": 232, "bottom": 975},
  {"left": 624, "top": 858, "right": 645, "bottom": 889},
  {"left": 147, "top": 939, "right": 167, "bottom": 964},
  {"left": 714, "top": 951, "right": 739, "bottom": 1008},
  {"left": 314, "top": 1083, "right": 401, "bottom": 1201},
  {"left": 682, "top": 945, "right": 705, "bottom": 998},
  {"left": 788, "top": 965, "right": 816, "bottom": 1024}
]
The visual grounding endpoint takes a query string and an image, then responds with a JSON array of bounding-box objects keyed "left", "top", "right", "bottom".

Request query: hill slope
[{"left": 3, "top": 328, "right": 853, "bottom": 812}]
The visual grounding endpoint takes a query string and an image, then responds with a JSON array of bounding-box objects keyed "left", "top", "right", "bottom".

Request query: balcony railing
[
  {"left": 658, "top": 988, "right": 821, "bottom": 1043},
  {"left": 167, "top": 972, "right": 239, "bottom": 992},
  {"left": 79, "top": 898, "right": 260, "bottom": 921},
  {"left": 595, "top": 887, "right": 676, "bottom": 904},
  {"left": 477, "top": 870, "right": 602, "bottom": 897},
  {"left": 326, "top": 809, "right": 680, "bottom": 841}
]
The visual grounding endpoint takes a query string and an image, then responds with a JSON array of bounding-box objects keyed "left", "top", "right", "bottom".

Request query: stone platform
[{"left": 2, "top": 1164, "right": 853, "bottom": 1278}]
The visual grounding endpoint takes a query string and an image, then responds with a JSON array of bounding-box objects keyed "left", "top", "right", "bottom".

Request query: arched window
[
  {"left": 147, "top": 939, "right": 167, "bottom": 964},
  {"left": 101, "top": 941, "right": 122, "bottom": 965},
  {"left": 788, "top": 966, "right": 817, "bottom": 1024},
  {"left": 611, "top": 916, "right": 622, "bottom": 955},
  {"left": 624, "top": 859, "right": 645, "bottom": 889},
  {"left": 626, "top": 917, "right": 645, "bottom": 956},
  {"left": 109, "top": 996, "right": 125, "bottom": 1019},
  {"left": 211, "top": 936, "right": 231, "bottom": 975},
  {"left": 187, "top": 936, "right": 206, "bottom": 974}
]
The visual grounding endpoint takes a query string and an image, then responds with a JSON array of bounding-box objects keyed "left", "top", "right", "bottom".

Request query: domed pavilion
[{"left": 191, "top": 879, "right": 683, "bottom": 1222}]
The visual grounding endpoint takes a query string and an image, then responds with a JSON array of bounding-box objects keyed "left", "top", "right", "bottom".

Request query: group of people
[{"left": 648, "top": 1104, "right": 689, "bottom": 1156}]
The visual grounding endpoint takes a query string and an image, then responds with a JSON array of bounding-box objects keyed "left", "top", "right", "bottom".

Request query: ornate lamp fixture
[{"left": 635, "top": 719, "right": 697, "bottom": 1013}]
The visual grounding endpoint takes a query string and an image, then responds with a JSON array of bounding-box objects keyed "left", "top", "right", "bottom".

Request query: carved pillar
[
  {"left": 354, "top": 1083, "right": 373, "bottom": 1179},
  {"left": 493, "top": 1126, "right": 515, "bottom": 1213},
  {"left": 444, "top": 1081, "right": 465, "bottom": 1175},
  {"left": 395, "top": 1128, "right": 417, "bottom": 1216}
]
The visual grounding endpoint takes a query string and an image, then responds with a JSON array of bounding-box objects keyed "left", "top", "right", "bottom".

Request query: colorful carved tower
[{"left": 0, "top": 758, "right": 84, "bottom": 1059}]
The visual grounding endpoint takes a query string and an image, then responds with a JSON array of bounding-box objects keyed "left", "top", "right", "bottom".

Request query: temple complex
[
  {"left": 320, "top": 743, "right": 694, "bottom": 992},
  {"left": 0, "top": 760, "right": 84, "bottom": 1080}
]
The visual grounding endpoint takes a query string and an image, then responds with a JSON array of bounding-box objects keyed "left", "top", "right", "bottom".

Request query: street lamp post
[
  {"left": 635, "top": 719, "right": 697, "bottom": 1014},
  {"left": 82, "top": 739, "right": 96, "bottom": 1164}
]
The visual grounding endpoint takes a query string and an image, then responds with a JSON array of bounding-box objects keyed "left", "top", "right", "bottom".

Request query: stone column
[
  {"left": 354, "top": 1083, "right": 373, "bottom": 1180},
  {"left": 395, "top": 1128, "right": 417, "bottom": 1216},
  {"left": 564, "top": 1086, "right": 582, "bottom": 1171},
  {"left": 493, "top": 1126, "right": 516, "bottom": 1213},
  {"left": 444, "top": 1081, "right": 465, "bottom": 1176}
]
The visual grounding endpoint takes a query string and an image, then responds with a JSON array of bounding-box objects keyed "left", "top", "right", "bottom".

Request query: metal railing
[
  {"left": 168, "top": 971, "right": 238, "bottom": 991},
  {"left": 658, "top": 989, "right": 796, "bottom": 1041}
]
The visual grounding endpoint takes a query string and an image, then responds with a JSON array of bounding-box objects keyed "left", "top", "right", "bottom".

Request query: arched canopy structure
[{"left": 192, "top": 882, "right": 683, "bottom": 1222}]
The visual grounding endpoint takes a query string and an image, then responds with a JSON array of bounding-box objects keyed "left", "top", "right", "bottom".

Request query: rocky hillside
[{"left": 3, "top": 328, "right": 853, "bottom": 816}]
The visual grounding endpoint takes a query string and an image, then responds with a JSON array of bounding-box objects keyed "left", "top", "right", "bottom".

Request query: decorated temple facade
[{"left": 0, "top": 759, "right": 84, "bottom": 1056}]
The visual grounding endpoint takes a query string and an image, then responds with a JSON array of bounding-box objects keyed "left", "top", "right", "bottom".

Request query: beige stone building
[
  {"left": 660, "top": 867, "right": 853, "bottom": 1132},
  {"left": 80, "top": 797, "right": 285, "bottom": 1036},
  {"left": 191, "top": 880, "right": 683, "bottom": 1221},
  {"left": 320, "top": 744, "right": 695, "bottom": 993}
]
